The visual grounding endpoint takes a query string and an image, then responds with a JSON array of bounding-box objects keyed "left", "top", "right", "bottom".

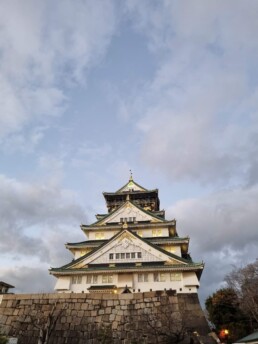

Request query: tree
[
  {"left": 205, "top": 288, "right": 250, "bottom": 342},
  {"left": 225, "top": 259, "right": 258, "bottom": 328}
]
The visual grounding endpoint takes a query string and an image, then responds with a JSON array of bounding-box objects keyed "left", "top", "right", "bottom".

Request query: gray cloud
[
  {"left": 0, "top": 266, "right": 55, "bottom": 294},
  {"left": 167, "top": 185, "right": 258, "bottom": 254},
  {"left": 122, "top": 1, "right": 258, "bottom": 185},
  {"left": 0, "top": 0, "right": 117, "bottom": 142},
  {"left": 0, "top": 174, "right": 86, "bottom": 264},
  {"left": 166, "top": 185, "right": 258, "bottom": 303}
]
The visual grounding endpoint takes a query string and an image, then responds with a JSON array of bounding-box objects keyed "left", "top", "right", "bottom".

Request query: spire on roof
[{"left": 129, "top": 169, "right": 133, "bottom": 181}]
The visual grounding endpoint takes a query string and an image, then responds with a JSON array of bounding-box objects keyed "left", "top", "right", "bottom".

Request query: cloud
[
  {"left": 0, "top": 0, "right": 117, "bottom": 142},
  {"left": 0, "top": 266, "right": 55, "bottom": 294},
  {"left": 167, "top": 184, "right": 258, "bottom": 303},
  {"left": 121, "top": 1, "right": 258, "bottom": 185},
  {"left": 168, "top": 184, "right": 258, "bottom": 255},
  {"left": 0, "top": 174, "right": 86, "bottom": 264}
]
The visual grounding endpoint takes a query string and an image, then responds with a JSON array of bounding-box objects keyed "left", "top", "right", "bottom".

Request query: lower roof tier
[
  {"left": 50, "top": 262, "right": 204, "bottom": 280},
  {"left": 66, "top": 236, "right": 189, "bottom": 248}
]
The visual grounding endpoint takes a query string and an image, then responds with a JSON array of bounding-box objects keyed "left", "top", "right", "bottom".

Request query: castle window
[
  {"left": 87, "top": 275, "right": 98, "bottom": 284},
  {"left": 71, "top": 276, "right": 82, "bottom": 284},
  {"left": 102, "top": 275, "right": 113, "bottom": 283},
  {"left": 160, "top": 274, "right": 166, "bottom": 282},
  {"left": 138, "top": 273, "right": 149, "bottom": 282},
  {"left": 108, "top": 252, "right": 143, "bottom": 260},
  {"left": 152, "top": 229, "right": 162, "bottom": 237},
  {"left": 170, "top": 273, "right": 181, "bottom": 281},
  {"left": 95, "top": 232, "right": 105, "bottom": 240},
  {"left": 154, "top": 273, "right": 159, "bottom": 282},
  {"left": 167, "top": 247, "right": 175, "bottom": 253}
]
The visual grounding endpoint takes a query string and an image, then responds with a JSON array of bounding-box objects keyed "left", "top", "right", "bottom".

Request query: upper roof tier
[{"left": 103, "top": 176, "right": 160, "bottom": 213}]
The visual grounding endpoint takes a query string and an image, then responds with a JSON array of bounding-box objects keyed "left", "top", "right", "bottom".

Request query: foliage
[
  {"left": 205, "top": 287, "right": 249, "bottom": 342},
  {"left": 205, "top": 259, "right": 258, "bottom": 343},
  {"left": 0, "top": 331, "right": 8, "bottom": 344},
  {"left": 225, "top": 259, "right": 258, "bottom": 328}
]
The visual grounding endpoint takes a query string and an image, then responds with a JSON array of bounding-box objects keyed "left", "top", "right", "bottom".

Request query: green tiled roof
[
  {"left": 66, "top": 236, "right": 189, "bottom": 248},
  {"left": 89, "top": 200, "right": 166, "bottom": 227},
  {"left": 50, "top": 262, "right": 204, "bottom": 273},
  {"left": 66, "top": 239, "right": 107, "bottom": 247},
  {"left": 88, "top": 285, "right": 117, "bottom": 290},
  {"left": 116, "top": 178, "right": 148, "bottom": 193},
  {"left": 0, "top": 281, "right": 14, "bottom": 288},
  {"left": 50, "top": 228, "right": 199, "bottom": 273}
]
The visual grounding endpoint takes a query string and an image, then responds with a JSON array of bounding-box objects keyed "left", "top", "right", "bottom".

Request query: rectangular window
[
  {"left": 93, "top": 275, "right": 98, "bottom": 284},
  {"left": 138, "top": 273, "right": 148, "bottom": 282},
  {"left": 71, "top": 276, "right": 82, "bottom": 284},
  {"left": 71, "top": 276, "right": 77, "bottom": 284},
  {"left": 121, "top": 253, "right": 125, "bottom": 259},
  {"left": 109, "top": 253, "right": 114, "bottom": 260},
  {"left": 102, "top": 275, "right": 113, "bottom": 283},
  {"left": 116, "top": 253, "right": 120, "bottom": 259},
  {"left": 170, "top": 273, "right": 181, "bottom": 281},
  {"left": 120, "top": 218, "right": 123, "bottom": 223},
  {"left": 137, "top": 252, "right": 142, "bottom": 258},
  {"left": 95, "top": 232, "right": 105, "bottom": 240},
  {"left": 131, "top": 253, "right": 135, "bottom": 259},
  {"left": 154, "top": 273, "right": 159, "bottom": 282},
  {"left": 133, "top": 217, "right": 136, "bottom": 222},
  {"left": 138, "top": 274, "right": 143, "bottom": 282},
  {"left": 152, "top": 229, "right": 162, "bottom": 237},
  {"left": 86, "top": 275, "right": 92, "bottom": 284},
  {"left": 126, "top": 253, "right": 130, "bottom": 259},
  {"left": 160, "top": 274, "right": 166, "bottom": 282},
  {"left": 167, "top": 247, "right": 175, "bottom": 253}
]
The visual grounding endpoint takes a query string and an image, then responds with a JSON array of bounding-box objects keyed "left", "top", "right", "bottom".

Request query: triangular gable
[
  {"left": 117, "top": 179, "right": 147, "bottom": 192},
  {"left": 97, "top": 201, "right": 163, "bottom": 225},
  {"left": 67, "top": 229, "right": 188, "bottom": 269}
]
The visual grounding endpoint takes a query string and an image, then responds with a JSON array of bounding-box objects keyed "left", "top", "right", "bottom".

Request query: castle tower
[{"left": 49, "top": 177, "right": 204, "bottom": 294}]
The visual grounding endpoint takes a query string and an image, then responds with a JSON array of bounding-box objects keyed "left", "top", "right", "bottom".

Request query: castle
[{"left": 50, "top": 176, "right": 204, "bottom": 294}]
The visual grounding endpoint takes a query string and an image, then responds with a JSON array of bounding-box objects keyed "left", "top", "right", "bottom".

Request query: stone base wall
[{"left": 0, "top": 291, "right": 211, "bottom": 344}]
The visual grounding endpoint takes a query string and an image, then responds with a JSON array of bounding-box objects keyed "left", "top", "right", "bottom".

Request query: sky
[{"left": 0, "top": 0, "right": 258, "bottom": 306}]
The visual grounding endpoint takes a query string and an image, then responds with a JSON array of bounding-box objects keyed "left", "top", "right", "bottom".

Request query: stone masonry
[{"left": 0, "top": 291, "right": 211, "bottom": 344}]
